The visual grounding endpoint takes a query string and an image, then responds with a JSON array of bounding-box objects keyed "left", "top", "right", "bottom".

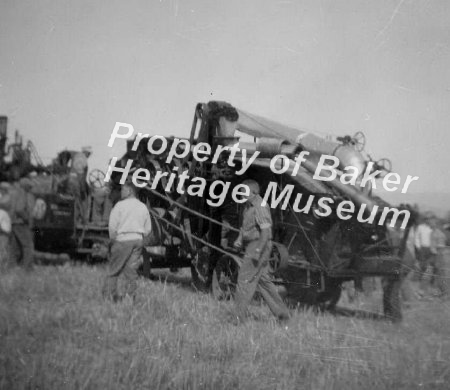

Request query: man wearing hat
[
  {"left": 68, "top": 147, "right": 92, "bottom": 221},
  {"left": 232, "top": 179, "right": 290, "bottom": 324},
  {"left": 429, "top": 216, "right": 448, "bottom": 298},
  {"left": 102, "top": 181, "right": 152, "bottom": 302},
  {"left": 7, "top": 172, "right": 35, "bottom": 269},
  {"left": 0, "top": 182, "right": 12, "bottom": 269}
]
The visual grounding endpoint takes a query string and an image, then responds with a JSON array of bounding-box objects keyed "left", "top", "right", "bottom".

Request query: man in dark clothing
[
  {"left": 10, "top": 177, "right": 35, "bottom": 269},
  {"left": 233, "top": 179, "right": 290, "bottom": 323},
  {"left": 0, "top": 182, "right": 12, "bottom": 269}
]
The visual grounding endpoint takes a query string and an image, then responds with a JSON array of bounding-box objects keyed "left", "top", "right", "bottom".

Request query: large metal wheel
[
  {"left": 212, "top": 255, "right": 239, "bottom": 300},
  {"left": 88, "top": 169, "right": 106, "bottom": 189},
  {"left": 269, "top": 242, "right": 289, "bottom": 274},
  {"left": 351, "top": 131, "right": 366, "bottom": 152}
]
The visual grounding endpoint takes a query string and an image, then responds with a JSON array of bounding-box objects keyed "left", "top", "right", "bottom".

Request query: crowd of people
[
  {"left": 0, "top": 171, "right": 36, "bottom": 270},
  {"left": 409, "top": 211, "right": 449, "bottom": 299},
  {"left": 349, "top": 210, "right": 450, "bottom": 305},
  {"left": 0, "top": 145, "right": 99, "bottom": 269},
  {"left": 102, "top": 179, "right": 290, "bottom": 324}
]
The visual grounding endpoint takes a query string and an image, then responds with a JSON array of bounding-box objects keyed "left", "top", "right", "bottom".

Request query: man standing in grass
[
  {"left": 429, "top": 217, "right": 448, "bottom": 298},
  {"left": 233, "top": 179, "right": 290, "bottom": 324},
  {"left": 415, "top": 212, "right": 434, "bottom": 293},
  {"left": 102, "top": 181, "right": 152, "bottom": 302},
  {"left": 8, "top": 170, "right": 35, "bottom": 270},
  {"left": 0, "top": 182, "right": 12, "bottom": 269}
]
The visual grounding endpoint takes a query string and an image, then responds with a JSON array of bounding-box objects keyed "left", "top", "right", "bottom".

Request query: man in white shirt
[
  {"left": 415, "top": 212, "right": 434, "bottom": 289},
  {"left": 414, "top": 212, "right": 434, "bottom": 296},
  {"left": 102, "top": 181, "right": 152, "bottom": 302}
]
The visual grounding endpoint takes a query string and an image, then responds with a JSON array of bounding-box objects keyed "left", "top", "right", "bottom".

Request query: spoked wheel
[
  {"left": 269, "top": 242, "right": 289, "bottom": 275},
  {"left": 351, "top": 131, "right": 366, "bottom": 152},
  {"left": 212, "top": 255, "right": 239, "bottom": 300},
  {"left": 375, "top": 158, "right": 392, "bottom": 176},
  {"left": 88, "top": 169, "right": 106, "bottom": 189}
]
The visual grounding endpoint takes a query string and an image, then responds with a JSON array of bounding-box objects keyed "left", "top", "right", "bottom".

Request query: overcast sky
[{"left": 1, "top": 0, "right": 449, "bottom": 202}]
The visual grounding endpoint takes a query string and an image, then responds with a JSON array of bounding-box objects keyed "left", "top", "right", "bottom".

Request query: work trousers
[
  {"left": 416, "top": 247, "right": 433, "bottom": 279},
  {"left": 0, "top": 233, "right": 11, "bottom": 270},
  {"left": 12, "top": 224, "right": 34, "bottom": 269},
  {"left": 401, "top": 270, "right": 415, "bottom": 302},
  {"left": 102, "top": 239, "right": 143, "bottom": 301},
  {"left": 400, "top": 247, "right": 416, "bottom": 302},
  {"left": 415, "top": 246, "right": 434, "bottom": 292},
  {"left": 234, "top": 240, "right": 289, "bottom": 320},
  {"left": 430, "top": 248, "right": 450, "bottom": 296}
]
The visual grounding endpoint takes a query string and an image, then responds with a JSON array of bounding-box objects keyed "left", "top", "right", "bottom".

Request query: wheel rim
[
  {"left": 352, "top": 131, "right": 366, "bottom": 152},
  {"left": 269, "top": 242, "right": 289, "bottom": 274},
  {"left": 88, "top": 169, "right": 106, "bottom": 189}
]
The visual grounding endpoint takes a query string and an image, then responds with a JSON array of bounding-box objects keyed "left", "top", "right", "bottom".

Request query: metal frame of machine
[{"left": 0, "top": 118, "right": 111, "bottom": 262}]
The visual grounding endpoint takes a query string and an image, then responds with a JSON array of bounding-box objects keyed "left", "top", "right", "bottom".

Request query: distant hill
[{"left": 374, "top": 190, "right": 450, "bottom": 218}]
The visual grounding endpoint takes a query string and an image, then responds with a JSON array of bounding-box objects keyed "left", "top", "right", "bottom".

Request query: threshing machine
[{"left": 110, "top": 101, "right": 413, "bottom": 321}]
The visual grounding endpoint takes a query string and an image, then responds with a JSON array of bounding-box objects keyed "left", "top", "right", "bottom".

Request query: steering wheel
[
  {"left": 351, "top": 131, "right": 366, "bottom": 152},
  {"left": 88, "top": 169, "right": 106, "bottom": 189}
]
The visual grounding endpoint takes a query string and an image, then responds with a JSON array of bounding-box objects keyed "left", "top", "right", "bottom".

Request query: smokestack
[{"left": 0, "top": 116, "right": 7, "bottom": 161}]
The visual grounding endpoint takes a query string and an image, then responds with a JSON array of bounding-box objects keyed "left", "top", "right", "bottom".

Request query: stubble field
[{"left": 1, "top": 263, "right": 449, "bottom": 390}]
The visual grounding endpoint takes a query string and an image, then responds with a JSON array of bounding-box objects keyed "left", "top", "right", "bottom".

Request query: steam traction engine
[
  {"left": 0, "top": 116, "right": 111, "bottom": 262},
  {"left": 114, "top": 101, "right": 412, "bottom": 321}
]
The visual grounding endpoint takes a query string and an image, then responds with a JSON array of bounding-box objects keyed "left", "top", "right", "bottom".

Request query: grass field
[{"left": 1, "top": 263, "right": 449, "bottom": 390}]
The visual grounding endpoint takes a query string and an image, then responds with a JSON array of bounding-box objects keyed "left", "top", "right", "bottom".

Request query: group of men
[
  {"left": 413, "top": 212, "right": 448, "bottom": 298},
  {"left": 0, "top": 146, "right": 98, "bottom": 270},
  {"left": 0, "top": 172, "right": 35, "bottom": 270},
  {"left": 103, "top": 178, "right": 290, "bottom": 324}
]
